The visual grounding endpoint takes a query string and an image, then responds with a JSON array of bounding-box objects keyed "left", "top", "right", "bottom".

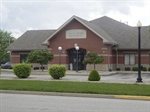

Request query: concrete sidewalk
[
  {"left": 1, "top": 69, "right": 150, "bottom": 75},
  {"left": 1, "top": 69, "right": 150, "bottom": 84},
  {"left": 31, "top": 70, "right": 117, "bottom": 76}
]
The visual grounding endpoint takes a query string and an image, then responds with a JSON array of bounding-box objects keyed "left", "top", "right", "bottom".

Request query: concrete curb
[
  {"left": 0, "top": 90, "right": 149, "bottom": 101},
  {"left": 114, "top": 95, "right": 150, "bottom": 101}
]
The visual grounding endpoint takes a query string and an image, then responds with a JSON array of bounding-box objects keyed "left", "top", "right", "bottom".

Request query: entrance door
[{"left": 67, "top": 48, "right": 86, "bottom": 70}]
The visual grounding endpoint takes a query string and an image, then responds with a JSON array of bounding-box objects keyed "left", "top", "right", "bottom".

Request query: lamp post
[
  {"left": 58, "top": 46, "right": 62, "bottom": 65},
  {"left": 75, "top": 46, "right": 79, "bottom": 72},
  {"left": 136, "top": 21, "right": 142, "bottom": 82}
]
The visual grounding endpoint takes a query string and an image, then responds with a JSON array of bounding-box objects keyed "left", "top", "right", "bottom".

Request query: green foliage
[
  {"left": 13, "top": 63, "right": 31, "bottom": 78},
  {"left": 88, "top": 70, "right": 100, "bottom": 81},
  {"left": 83, "top": 52, "right": 104, "bottom": 70},
  {"left": 116, "top": 68, "right": 120, "bottom": 71},
  {"left": 132, "top": 66, "right": 148, "bottom": 71},
  {"left": 0, "top": 80, "right": 150, "bottom": 96},
  {"left": 48, "top": 65, "right": 66, "bottom": 79},
  {"left": 132, "top": 67, "right": 138, "bottom": 71},
  {"left": 27, "top": 50, "right": 53, "bottom": 71},
  {"left": 0, "top": 29, "right": 16, "bottom": 61},
  {"left": 148, "top": 67, "right": 150, "bottom": 71},
  {"left": 149, "top": 25, "right": 150, "bottom": 38},
  {"left": 142, "top": 67, "right": 147, "bottom": 71},
  {"left": 125, "top": 67, "right": 130, "bottom": 71},
  {"left": 33, "top": 67, "right": 39, "bottom": 70}
]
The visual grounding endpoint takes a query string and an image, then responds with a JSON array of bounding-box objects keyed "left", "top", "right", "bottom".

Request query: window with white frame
[{"left": 124, "top": 53, "right": 135, "bottom": 65}]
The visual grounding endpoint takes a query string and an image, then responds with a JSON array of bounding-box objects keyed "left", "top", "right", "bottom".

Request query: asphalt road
[{"left": 0, "top": 93, "right": 149, "bottom": 112}]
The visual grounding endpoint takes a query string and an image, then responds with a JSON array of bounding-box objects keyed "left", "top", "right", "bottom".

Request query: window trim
[
  {"left": 124, "top": 53, "right": 135, "bottom": 65},
  {"left": 20, "top": 53, "right": 29, "bottom": 63}
]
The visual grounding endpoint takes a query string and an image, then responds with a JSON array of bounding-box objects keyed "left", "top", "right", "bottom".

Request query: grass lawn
[{"left": 0, "top": 79, "right": 150, "bottom": 96}]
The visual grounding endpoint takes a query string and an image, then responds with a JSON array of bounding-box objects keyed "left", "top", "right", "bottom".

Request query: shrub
[
  {"left": 125, "top": 67, "right": 130, "bottom": 71},
  {"left": 148, "top": 67, "right": 150, "bottom": 71},
  {"left": 33, "top": 67, "right": 39, "bottom": 70},
  {"left": 88, "top": 70, "right": 100, "bottom": 81},
  {"left": 142, "top": 67, "right": 147, "bottom": 71},
  {"left": 13, "top": 63, "right": 31, "bottom": 78},
  {"left": 40, "top": 66, "right": 45, "bottom": 70},
  {"left": 116, "top": 68, "right": 120, "bottom": 71},
  {"left": 48, "top": 65, "right": 66, "bottom": 79},
  {"left": 132, "top": 67, "right": 138, "bottom": 71}
]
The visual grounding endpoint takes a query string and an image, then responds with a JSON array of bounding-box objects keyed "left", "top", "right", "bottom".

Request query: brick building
[{"left": 6, "top": 16, "right": 150, "bottom": 71}]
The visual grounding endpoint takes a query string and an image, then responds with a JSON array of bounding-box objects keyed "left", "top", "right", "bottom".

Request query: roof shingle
[
  {"left": 6, "top": 30, "right": 56, "bottom": 51},
  {"left": 91, "top": 16, "right": 150, "bottom": 49},
  {"left": 6, "top": 16, "right": 150, "bottom": 51}
]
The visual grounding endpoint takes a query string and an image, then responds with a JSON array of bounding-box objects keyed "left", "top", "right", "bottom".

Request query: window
[
  {"left": 20, "top": 54, "right": 29, "bottom": 63},
  {"left": 124, "top": 53, "right": 135, "bottom": 65}
]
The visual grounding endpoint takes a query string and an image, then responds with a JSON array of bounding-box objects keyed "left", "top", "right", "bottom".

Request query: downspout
[
  {"left": 107, "top": 44, "right": 115, "bottom": 71},
  {"left": 107, "top": 46, "right": 110, "bottom": 71},
  {"left": 116, "top": 48, "right": 118, "bottom": 69}
]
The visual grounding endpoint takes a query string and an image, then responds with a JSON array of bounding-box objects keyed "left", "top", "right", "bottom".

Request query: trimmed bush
[
  {"left": 13, "top": 63, "right": 31, "bottom": 78},
  {"left": 116, "top": 68, "right": 120, "bottom": 71},
  {"left": 33, "top": 67, "right": 39, "bottom": 70},
  {"left": 132, "top": 66, "right": 148, "bottom": 71},
  {"left": 48, "top": 65, "right": 66, "bottom": 79},
  {"left": 148, "top": 67, "right": 150, "bottom": 71},
  {"left": 142, "top": 67, "right": 147, "bottom": 71},
  {"left": 40, "top": 66, "right": 45, "bottom": 70},
  {"left": 132, "top": 67, "right": 138, "bottom": 71},
  {"left": 88, "top": 70, "right": 100, "bottom": 81},
  {"left": 125, "top": 67, "right": 130, "bottom": 71}
]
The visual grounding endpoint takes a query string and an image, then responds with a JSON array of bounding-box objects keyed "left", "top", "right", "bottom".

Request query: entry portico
[{"left": 43, "top": 16, "right": 116, "bottom": 70}]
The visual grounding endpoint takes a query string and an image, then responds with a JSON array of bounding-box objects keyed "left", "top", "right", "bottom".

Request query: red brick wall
[
  {"left": 114, "top": 50, "right": 150, "bottom": 64},
  {"left": 48, "top": 19, "right": 110, "bottom": 64},
  {"left": 11, "top": 51, "right": 30, "bottom": 64},
  {"left": 10, "top": 19, "right": 150, "bottom": 69}
]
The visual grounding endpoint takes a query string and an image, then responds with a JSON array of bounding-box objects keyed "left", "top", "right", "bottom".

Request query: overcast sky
[{"left": 0, "top": 0, "right": 150, "bottom": 38}]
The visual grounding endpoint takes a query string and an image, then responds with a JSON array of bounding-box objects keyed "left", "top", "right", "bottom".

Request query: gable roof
[
  {"left": 91, "top": 16, "right": 150, "bottom": 49},
  {"left": 42, "top": 15, "right": 117, "bottom": 45},
  {"left": 6, "top": 30, "right": 56, "bottom": 51},
  {"left": 6, "top": 15, "right": 150, "bottom": 51}
]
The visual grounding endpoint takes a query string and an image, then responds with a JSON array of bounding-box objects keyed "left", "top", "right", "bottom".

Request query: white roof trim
[
  {"left": 42, "top": 15, "right": 110, "bottom": 45},
  {"left": 42, "top": 16, "right": 76, "bottom": 45},
  {"left": 74, "top": 16, "right": 110, "bottom": 43}
]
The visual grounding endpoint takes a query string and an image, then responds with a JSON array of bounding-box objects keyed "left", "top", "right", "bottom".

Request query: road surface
[{"left": 0, "top": 93, "right": 149, "bottom": 112}]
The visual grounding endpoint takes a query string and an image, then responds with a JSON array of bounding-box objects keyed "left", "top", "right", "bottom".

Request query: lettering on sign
[{"left": 66, "top": 29, "right": 86, "bottom": 39}]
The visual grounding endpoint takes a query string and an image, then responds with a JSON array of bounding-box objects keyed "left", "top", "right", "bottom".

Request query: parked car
[{"left": 1, "top": 62, "right": 12, "bottom": 69}]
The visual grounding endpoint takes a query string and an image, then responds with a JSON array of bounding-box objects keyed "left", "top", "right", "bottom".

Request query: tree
[
  {"left": 0, "top": 29, "right": 16, "bottom": 61},
  {"left": 27, "top": 50, "right": 54, "bottom": 71},
  {"left": 83, "top": 52, "right": 104, "bottom": 70},
  {"left": 149, "top": 25, "right": 150, "bottom": 38}
]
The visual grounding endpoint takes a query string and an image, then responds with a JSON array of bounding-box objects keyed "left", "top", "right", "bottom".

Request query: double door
[{"left": 68, "top": 48, "right": 86, "bottom": 70}]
